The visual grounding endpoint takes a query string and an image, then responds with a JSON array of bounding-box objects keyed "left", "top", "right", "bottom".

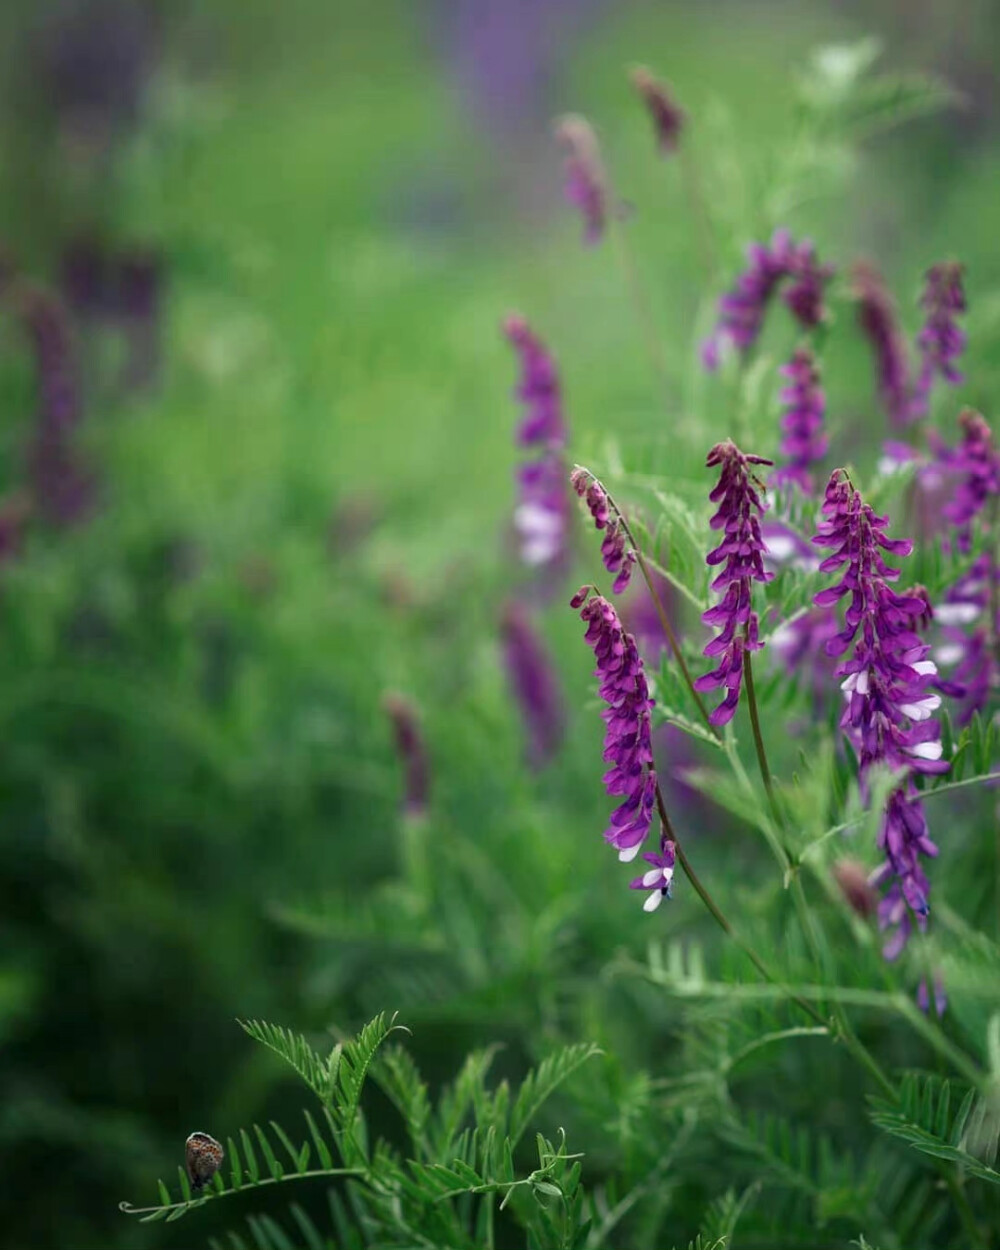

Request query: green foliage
[{"left": 869, "top": 1074, "right": 1000, "bottom": 1185}]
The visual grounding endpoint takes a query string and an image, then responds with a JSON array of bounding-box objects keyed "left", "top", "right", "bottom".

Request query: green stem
[
  {"left": 653, "top": 781, "right": 825, "bottom": 1029},
  {"left": 678, "top": 140, "right": 719, "bottom": 283},
  {"left": 741, "top": 639, "right": 778, "bottom": 822}
]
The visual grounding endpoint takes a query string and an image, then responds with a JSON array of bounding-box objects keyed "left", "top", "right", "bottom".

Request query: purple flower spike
[
  {"left": 911, "top": 260, "right": 966, "bottom": 419},
  {"left": 501, "top": 600, "right": 564, "bottom": 768},
  {"left": 702, "top": 230, "right": 833, "bottom": 369},
  {"left": 812, "top": 469, "right": 948, "bottom": 963},
  {"left": 772, "top": 348, "right": 828, "bottom": 494},
  {"left": 932, "top": 553, "right": 998, "bottom": 726},
  {"left": 571, "top": 470, "right": 637, "bottom": 593},
  {"left": 941, "top": 410, "right": 1000, "bottom": 552},
  {"left": 504, "top": 315, "right": 566, "bottom": 447},
  {"left": 383, "top": 693, "right": 430, "bottom": 819},
  {"left": 782, "top": 238, "right": 834, "bottom": 329},
  {"left": 574, "top": 589, "right": 658, "bottom": 863},
  {"left": 852, "top": 261, "right": 911, "bottom": 427},
  {"left": 504, "top": 316, "right": 570, "bottom": 573},
  {"left": 630, "top": 841, "right": 676, "bottom": 911},
  {"left": 694, "top": 441, "right": 774, "bottom": 726},
  {"left": 629, "top": 66, "right": 684, "bottom": 155},
  {"left": 555, "top": 115, "right": 608, "bottom": 246}
]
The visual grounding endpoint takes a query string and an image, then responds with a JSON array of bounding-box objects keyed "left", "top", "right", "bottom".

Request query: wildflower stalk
[
  {"left": 678, "top": 141, "right": 718, "bottom": 282},
  {"left": 573, "top": 465, "right": 720, "bottom": 737},
  {"left": 740, "top": 632, "right": 778, "bottom": 820}
]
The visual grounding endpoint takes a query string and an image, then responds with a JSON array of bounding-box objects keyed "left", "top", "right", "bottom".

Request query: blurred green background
[{"left": 1, "top": 1, "right": 999, "bottom": 1246}]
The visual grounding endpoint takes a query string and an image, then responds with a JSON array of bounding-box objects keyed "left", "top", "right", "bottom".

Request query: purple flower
[
  {"left": 504, "top": 316, "right": 571, "bottom": 572},
  {"left": 629, "top": 842, "right": 676, "bottom": 911},
  {"left": 702, "top": 230, "right": 833, "bottom": 369},
  {"left": 917, "top": 972, "right": 948, "bottom": 1017},
  {"left": 20, "top": 288, "right": 95, "bottom": 526},
  {"left": 571, "top": 587, "right": 657, "bottom": 862},
  {"left": 570, "top": 469, "right": 636, "bottom": 593},
  {"left": 911, "top": 261, "right": 967, "bottom": 419},
  {"left": 383, "top": 693, "right": 430, "bottom": 819},
  {"left": 769, "top": 606, "right": 839, "bottom": 698},
  {"left": 500, "top": 600, "right": 564, "bottom": 767},
  {"left": 851, "top": 261, "right": 911, "bottom": 427},
  {"left": 940, "top": 410, "right": 1000, "bottom": 552},
  {"left": 932, "top": 553, "right": 998, "bottom": 726},
  {"left": 694, "top": 441, "right": 774, "bottom": 726},
  {"left": 555, "top": 115, "right": 608, "bottom": 245},
  {"left": 812, "top": 470, "right": 948, "bottom": 961},
  {"left": 629, "top": 66, "right": 684, "bottom": 154},
  {"left": 504, "top": 315, "right": 566, "bottom": 446},
  {"left": 771, "top": 348, "right": 828, "bottom": 494}
]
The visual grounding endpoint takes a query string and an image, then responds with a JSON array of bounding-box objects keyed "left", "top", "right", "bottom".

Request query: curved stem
[{"left": 653, "top": 780, "right": 825, "bottom": 1028}]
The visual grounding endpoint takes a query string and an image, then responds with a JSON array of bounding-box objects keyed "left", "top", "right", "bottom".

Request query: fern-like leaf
[
  {"left": 119, "top": 1116, "right": 360, "bottom": 1223},
  {"left": 868, "top": 1073, "right": 1000, "bottom": 1185},
  {"left": 239, "top": 1019, "right": 331, "bottom": 1105},
  {"left": 509, "top": 1043, "right": 601, "bottom": 1149}
]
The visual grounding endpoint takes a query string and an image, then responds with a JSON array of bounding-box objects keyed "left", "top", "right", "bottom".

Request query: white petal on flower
[
  {"left": 912, "top": 659, "right": 938, "bottom": 676},
  {"left": 900, "top": 695, "right": 941, "bottom": 720},
  {"left": 618, "top": 844, "right": 641, "bottom": 863},
  {"left": 643, "top": 890, "right": 664, "bottom": 912},
  {"left": 934, "top": 602, "right": 981, "bottom": 627},
  {"left": 642, "top": 868, "right": 662, "bottom": 887},
  {"left": 910, "top": 740, "right": 943, "bottom": 761}
]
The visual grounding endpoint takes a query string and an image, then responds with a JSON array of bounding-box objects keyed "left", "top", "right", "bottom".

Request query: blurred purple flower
[
  {"left": 932, "top": 554, "right": 998, "bottom": 725},
  {"left": 383, "top": 693, "right": 430, "bottom": 819},
  {"left": 504, "top": 314, "right": 566, "bottom": 446},
  {"left": 571, "top": 586, "right": 657, "bottom": 863},
  {"left": 20, "top": 288, "right": 95, "bottom": 526},
  {"left": 555, "top": 115, "right": 608, "bottom": 245},
  {"left": 917, "top": 973, "right": 947, "bottom": 1017},
  {"left": 570, "top": 469, "right": 636, "bottom": 593},
  {"left": 911, "top": 261, "right": 967, "bottom": 419},
  {"left": 504, "top": 315, "right": 571, "bottom": 574},
  {"left": 500, "top": 600, "right": 564, "bottom": 767},
  {"left": 694, "top": 441, "right": 774, "bottom": 726},
  {"left": 812, "top": 469, "right": 947, "bottom": 964},
  {"left": 772, "top": 348, "right": 828, "bottom": 494},
  {"left": 629, "top": 66, "right": 684, "bottom": 155},
  {"left": 852, "top": 261, "right": 911, "bottom": 427},
  {"left": 940, "top": 410, "right": 1000, "bottom": 552},
  {"left": 702, "top": 230, "right": 833, "bottom": 369}
]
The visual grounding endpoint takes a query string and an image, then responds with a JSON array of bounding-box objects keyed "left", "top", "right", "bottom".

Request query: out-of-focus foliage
[{"left": 1, "top": 0, "right": 999, "bottom": 1248}]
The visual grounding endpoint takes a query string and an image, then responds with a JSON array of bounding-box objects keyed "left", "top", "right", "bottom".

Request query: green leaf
[
  {"left": 239, "top": 1019, "right": 330, "bottom": 1105},
  {"left": 509, "top": 1043, "right": 601, "bottom": 1149}
]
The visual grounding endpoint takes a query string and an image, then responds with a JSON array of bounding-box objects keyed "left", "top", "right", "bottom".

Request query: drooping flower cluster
[
  {"left": 383, "top": 693, "right": 430, "bottom": 819},
  {"left": 702, "top": 229, "right": 833, "bottom": 369},
  {"left": 852, "top": 261, "right": 911, "bottom": 427},
  {"left": 771, "top": 348, "right": 828, "bottom": 494},
  {"left": 694, "top": 442, "right": 774, "bottom": 725},
  {"left": 572, "top": 588, "right": 658, "bottom": 863},
  {"left": 570, "top": 469, "right": 636, "bottom": 593},
  {"left": 500, "top": 600, "right": 564, "bottom": 768},
  {"left": 504, "top": 316, "right": 571, "bottom": 573},
  {"left": 629, "top": 66, "right": 684, "bottom": 154},
  {"left": 811, "top": 470, "right": 948, "bottom": 961},
  {"left": 555, "top": 115, "right": 608, "bottom": 246},
  {"left": 911, "top": 261, "right": 967, "bottom": 419}
]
